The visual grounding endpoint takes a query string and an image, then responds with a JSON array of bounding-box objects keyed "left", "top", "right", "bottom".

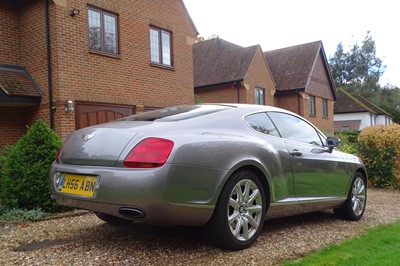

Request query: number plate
[{"left": 58, "top": 174, "right": 97, "bottom": 197}]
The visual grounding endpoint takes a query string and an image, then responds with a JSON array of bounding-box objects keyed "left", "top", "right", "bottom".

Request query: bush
[
  {"left": 357, "top": 124, "right": 400, "bottom": 189},
  {"left": 0, "top": 120, "right": 62, "bottom": 212},
  {"left": 335, "top": 130, "right": 360, "bottom": 154}
]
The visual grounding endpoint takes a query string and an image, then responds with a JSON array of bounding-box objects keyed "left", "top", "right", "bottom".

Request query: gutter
[{"left": 44, "top": 0, "right": 54, "bottom": 129}]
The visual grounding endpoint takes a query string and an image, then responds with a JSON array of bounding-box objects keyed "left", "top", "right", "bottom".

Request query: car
[{"left": 49, "top": 104, "right": 367, "bottom": 250}]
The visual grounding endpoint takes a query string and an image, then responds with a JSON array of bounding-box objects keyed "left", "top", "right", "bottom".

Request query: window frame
[
  {"left": 255, "top": 87, "right": 265, "bottom": 105},
  {"left": 322, "top": 99, "right": 328, "bottom": 118},
  {"left": 309, "top": 95, "right": 316, "bottom": 116},
  {"left": 87, "top": 6, "right": 119, "bottom": 55},
  {"left": 150, "top": 26, "right": 173, "bottom": 67}
]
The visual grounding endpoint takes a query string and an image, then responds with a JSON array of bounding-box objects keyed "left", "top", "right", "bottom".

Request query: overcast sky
[{"left": 183, "top": 0, "right": 399, "bottom": 88}]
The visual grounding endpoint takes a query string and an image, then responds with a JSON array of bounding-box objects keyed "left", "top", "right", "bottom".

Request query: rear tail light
[
  {"left": 55, "top": 148, "right": 61, "bottom": 163},
  {"left": 123, "top": 138, "right": 174, "bottom": 168}
]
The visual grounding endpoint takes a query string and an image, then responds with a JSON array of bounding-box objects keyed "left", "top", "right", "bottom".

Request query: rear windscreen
[{"left": 121, "top": 105, "right": 233, "bottom": 122}]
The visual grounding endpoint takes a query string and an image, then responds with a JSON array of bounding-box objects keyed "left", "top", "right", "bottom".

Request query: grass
[{"left": 281, "top": 220, "right": 400, "bottom": 266}]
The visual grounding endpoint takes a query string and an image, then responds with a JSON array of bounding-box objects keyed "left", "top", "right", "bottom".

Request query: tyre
[
  {"left": 94, "top": 212, "right": 132, "bottom": 225},
  {"left": 205, "top": 170, "right": 267, "bottom": 250},
  {"left": 334, "top": 172, "right": 367, "bottom": 221}
]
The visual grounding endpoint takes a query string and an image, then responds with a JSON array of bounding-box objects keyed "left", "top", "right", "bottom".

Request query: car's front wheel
[
  {"left": 205, "top": 170, "right": 266, "bottom": 250},
  {"left": 334, "top": 172, "right": 367, "bottom": 220}
]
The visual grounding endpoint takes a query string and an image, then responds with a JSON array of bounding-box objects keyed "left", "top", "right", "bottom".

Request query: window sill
[
  {"left": 89, "top": 49, "right": 121, "bottom": 59},
  {"left": 151, "top": 63, "right": 174, "bottom": 71}
]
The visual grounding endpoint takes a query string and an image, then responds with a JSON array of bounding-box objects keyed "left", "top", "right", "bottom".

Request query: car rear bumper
[{"left": 49, "top": 162, "right": 228, "bottom": 226}]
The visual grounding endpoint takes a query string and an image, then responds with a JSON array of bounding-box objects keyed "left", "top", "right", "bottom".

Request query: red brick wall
[
  {"left": 0, "top": 0, "right": 47, "bottom": 148},
  {"left": 48, "top": 0, "right": 197, "bottom": 140},
  {"left": 244, "top": 48, "right": 276, "bottom": 106},
  {"left": 0, "top": 2, "right": 21, "bottom": 64},
  {"left": 195, "top": 84, "right": 241, "bottom": 103},
  {"left": 1, "top": 0, "right": 197, "bottom": 145}
]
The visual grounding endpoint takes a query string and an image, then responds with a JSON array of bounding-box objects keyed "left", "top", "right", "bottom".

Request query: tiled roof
[
  {"left": 193, "top": 38, "right": 259, "bottom": 88},
  {"left": 334, "top": 88, "right": 393, "bottom": 117},
  {"left": 0, "top": 64, "right": 42, "bottom": 97},
  {"left": 0, "top": 64, "right": 42, "bottom": 106},
  {"left": 264, "top": 41, "right": 322, "bottom": 91}
]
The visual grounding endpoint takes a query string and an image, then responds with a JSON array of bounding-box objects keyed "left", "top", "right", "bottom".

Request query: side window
[
  {"left": 150, "top": 27, "right": 172, "bottom": 66},
  {"left": 244, "top": 113, "right": 280, "bottom": 137},
  {"left": 88, "top": 7, "right": 119, "bottom": 54},
  {"left": 268, "top": 112, "right": 323, "bottom": 145}
]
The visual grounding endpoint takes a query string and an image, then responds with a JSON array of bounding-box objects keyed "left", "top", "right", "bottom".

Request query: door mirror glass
[{"left": 326, "top": 136, "right": 341, "bottom": 148}]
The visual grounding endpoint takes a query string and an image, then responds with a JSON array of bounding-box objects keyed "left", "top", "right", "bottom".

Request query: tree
[{"left": 329, "top": 31, "right": 386, "bottom": 97}]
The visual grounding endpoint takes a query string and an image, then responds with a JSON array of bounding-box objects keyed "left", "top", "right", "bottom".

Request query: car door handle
[{"left": 290, "top": 149, "right": 302, "bottom": 157}]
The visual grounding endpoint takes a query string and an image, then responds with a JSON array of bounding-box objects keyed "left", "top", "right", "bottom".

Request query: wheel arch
[{"left": 216, "top": 162, "right": 272, "bottom": 213}]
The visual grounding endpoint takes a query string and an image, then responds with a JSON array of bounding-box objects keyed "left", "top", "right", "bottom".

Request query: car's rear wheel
[
  {"left": 334, "top": 172, "right": 367, "bottom": 220},
  {"left": 94, "top": 212, "right": 132, "bottom": 225},
  {"left": 205, "top": 170, "right": 266, "bottom": 250}
]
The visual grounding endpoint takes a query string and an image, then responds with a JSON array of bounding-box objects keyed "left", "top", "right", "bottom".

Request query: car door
[
  {"left": 244, "top": 112, "right": 296, "bottom": 202},
  {"left": 267, "top": 112, "right": 349, "bottom": 199}
]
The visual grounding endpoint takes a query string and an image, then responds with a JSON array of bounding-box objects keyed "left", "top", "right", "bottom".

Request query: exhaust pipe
[{"left": 118, "top": 207, "right": 146, "bottom": 218}]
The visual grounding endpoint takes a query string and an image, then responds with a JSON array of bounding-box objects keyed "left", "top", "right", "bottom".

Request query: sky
[{"left": 183, "top": 0, "right": 399, "bottom": 88}]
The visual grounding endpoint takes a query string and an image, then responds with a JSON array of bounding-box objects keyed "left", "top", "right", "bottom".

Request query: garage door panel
[{"left": 76, "top": 102, "right": 135, "bottom": 129}]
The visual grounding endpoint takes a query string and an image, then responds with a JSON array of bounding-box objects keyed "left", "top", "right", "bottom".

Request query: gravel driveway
[{"left": 1, "top": 189, "right": 399, "bottom": 266}]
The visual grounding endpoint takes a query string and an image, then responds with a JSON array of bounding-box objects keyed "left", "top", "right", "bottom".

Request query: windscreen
[{"left": 121, "top": 105, "right": 233, "bottom": 122}]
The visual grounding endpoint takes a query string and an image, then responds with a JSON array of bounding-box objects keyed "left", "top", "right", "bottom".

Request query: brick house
[
  {"left": 334, "top": 88, "right": 394, "bottom": 131},
  {"left": 193, "top": 39, "right": 337, "bottom": 133},
  {"left": 0, "top": 0, "right": 197, "bottom": 148},
  {"left": 193, "top": 38, "right": 276, "bottom": 106},
  {"left": 264, "top": 41, "right": 337, "bottom": 133}
]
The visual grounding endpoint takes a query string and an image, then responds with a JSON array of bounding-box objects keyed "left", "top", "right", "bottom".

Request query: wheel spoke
[
  {"left": 243, "top": 180, "right": 251, "bottom": 202},
  {"left": 235, "top": 183, "right": 244, "bottom": 204},
  {"left": 240, "top": 216, "right": 250, "bottom": 239},
  {"left": 247, "top": 205, "right": 262, "bottom": 214},
  {"left": 245, "top": 213, "right": 259, "bottom": 229},
  {"left": 247, "top": 188, "right": 260, "bottom": 203},
  {"left": 228, "top": 211, "right": 240, "bottom": 224},
  {"left": 229, "top": 198, "right": 240, "bottom": 210}
]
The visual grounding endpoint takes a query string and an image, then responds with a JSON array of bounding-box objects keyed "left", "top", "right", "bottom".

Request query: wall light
[
  {"left": 70, "top": 8, "right": 80, "bottom": 17},
  {"left": 65, "top": 100, "right": 74, "bottom": 113}
]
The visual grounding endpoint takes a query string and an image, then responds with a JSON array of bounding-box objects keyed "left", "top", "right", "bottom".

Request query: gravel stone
[{"left": 1, "top": 189, "right": 399, "bottom": 265}]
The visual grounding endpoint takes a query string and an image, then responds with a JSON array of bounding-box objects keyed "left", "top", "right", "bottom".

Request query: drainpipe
[{"left": 44, "top": 0, "right": 54, "bottom": 129}]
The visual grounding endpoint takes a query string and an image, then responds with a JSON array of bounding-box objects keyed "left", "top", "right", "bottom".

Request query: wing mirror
[{"left": 326, "top": 136, "right": 341, "bottom": 153}]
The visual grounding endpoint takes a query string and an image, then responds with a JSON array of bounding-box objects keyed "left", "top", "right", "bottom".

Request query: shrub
[
  {"left": 0, "top": 120, "right": 62, "bottom": 212},
  {"left": 357, "top": 124, "right": 400, "bottom": 189},
  {"left": 335, "top": 130, "right": 360, "bottom": 154}
]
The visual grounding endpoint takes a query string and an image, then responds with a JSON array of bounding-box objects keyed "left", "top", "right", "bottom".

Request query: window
[
  {"left": 322, "top": 99, "right": 328, "bottom": 117},
  {"left": 268, "top": 112, "right": 323, "bottom": 146},
  {"left": 309, "top": 96, "right": 316, "bottom": 116},
  {"left": 88, "top": 7, "right": 118, "bottom": 54},
  {"left": 244, "top": 112, "right": 280, "bottom": 137},
  {"left": 150, "top": 27, "right": 172, "bottom": 66},
  {"left": 255, "top": 88, "right": 265, "bottom": 105}
]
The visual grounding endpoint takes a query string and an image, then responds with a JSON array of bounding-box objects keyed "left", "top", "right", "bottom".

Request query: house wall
[
  {"left": 0, "top": 0, "right": 47, "bottom": 148},
  {"left": 376, "top": 115, "right": 392, "bottom": 126},
  {"left": 0, "top": 0, "right": 197, "bottom": 146},
  {"left": 305, "top": 52, "right": 335, "bottom": 133},
  {"left": 49, "top": 0, "right": 197, "bottom": 140},
  {"left": 195, "top": 83, "right": 245, "bottom": 103},
  {"left": 306, "top": 96, "right": 335, "bottom": 133},
  {"left": 334, "top": 112, "right": 375, "bottom": 130},
  {"left": 243, "top": 48, "right": 276, "bottom": 106}
]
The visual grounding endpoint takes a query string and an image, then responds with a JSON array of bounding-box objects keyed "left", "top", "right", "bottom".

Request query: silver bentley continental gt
[{"left": 50, "top": 104, "right": 367, "bottom": 250}]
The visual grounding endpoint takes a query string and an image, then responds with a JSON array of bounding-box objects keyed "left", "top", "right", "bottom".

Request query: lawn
[{"left": 281, "top": 220, "right": 400, "bottom": 266}]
